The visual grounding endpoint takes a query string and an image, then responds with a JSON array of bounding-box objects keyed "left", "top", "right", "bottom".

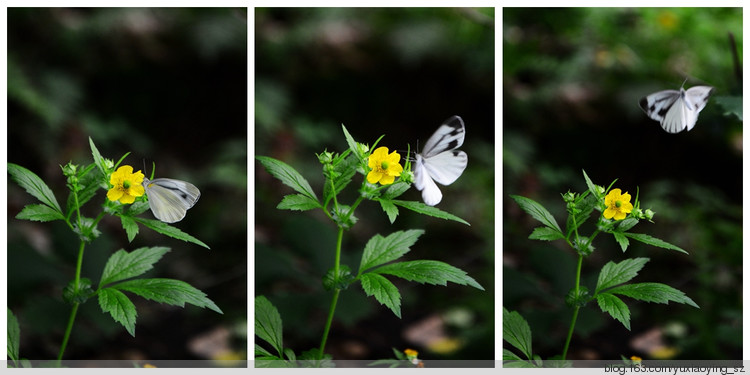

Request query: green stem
[
  {"left": 73, "top": 187, "right": 83, "bottom": 235},
  {"left": 58, "top": 240, "right": 86, "bottom": 362},
  {"left": 561, "top": 254, "right": 584, "bottom": 360},
  {"left": 561, "top": 305, "right": 579, "bottom": 360},
  {"left": 318, "top": 289, "right": 340, "bottom": 361},
  {"left": 318, "top": 227, "right": 344, "bottom": 360},
  {"left": 57, "top": 302, "right": 79, "bottom": 364}
]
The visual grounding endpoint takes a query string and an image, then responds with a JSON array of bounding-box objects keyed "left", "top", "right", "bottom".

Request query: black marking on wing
[
  {"left": 640, "top": 94, "right": 678, "bottom": 119},
  {"left": 638, "top": 97, "right": 650, "bottom": 112},
  {"left": 423, "top": 116, "right": 465, "bottom": 157}
]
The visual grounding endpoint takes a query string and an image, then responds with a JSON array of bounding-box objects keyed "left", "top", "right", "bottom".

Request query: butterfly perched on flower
[{"left": 413, "top": 116, "right": 468, "bottom": 206}]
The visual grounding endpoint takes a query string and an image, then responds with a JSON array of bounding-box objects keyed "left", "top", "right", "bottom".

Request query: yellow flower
[
  {"left": 603, "top": 188, "right": 633, "bottom": 220},
  {"left": 366, "top": 147, "right": 403, "bottom": 185},
  {"left": 404, "top": 348, "right": 418, "bottom": 358},
  {"left": 107, "top": 165, "right": 145, "bottom": 204}
]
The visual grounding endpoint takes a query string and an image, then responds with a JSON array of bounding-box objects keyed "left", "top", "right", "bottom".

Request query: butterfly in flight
[{"left": 639, "top": 85, "right": 714, "bottom": 133}]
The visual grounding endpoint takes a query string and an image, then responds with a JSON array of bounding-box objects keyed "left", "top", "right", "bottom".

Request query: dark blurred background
[
  {"left": 503, "top": 8, "right": 742, "bottom": 360},
  {"left": 254, "top": 8, "right": 495, "bottom": 361},
  {"left": 7, "top": 8, "right": 247, "bottom": 361}
]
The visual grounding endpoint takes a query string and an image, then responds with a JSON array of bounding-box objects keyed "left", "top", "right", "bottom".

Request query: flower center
[
  {"left": 123, "top": 180, "right": 131, "bottom": 189},
  {"left": 381, "top": 161, "right": 390, "bottom": 170},
  {"left": 615, "top": 200, "right": 622, "bottom": 208}
]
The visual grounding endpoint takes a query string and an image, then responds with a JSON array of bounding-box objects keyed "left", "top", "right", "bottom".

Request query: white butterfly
[
  {"left": 413, "top": 115, "right": 468, "bottom": 206},
  {"left": 639, "top": 85, "right": 714, "bottom": 133},
  {"left": 142, "top": 177, "right": 200, "bottom": 223}
]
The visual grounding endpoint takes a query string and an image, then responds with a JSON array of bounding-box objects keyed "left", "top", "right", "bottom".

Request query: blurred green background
[
  {"left": 7, "top": 8, "right": 247, "bottom": 361},
  {"left": 503, "top": 8, "right": 742, "bottom": 360},
  {"left": 254, "top": 8, "right": 495, "bottom": 361}
]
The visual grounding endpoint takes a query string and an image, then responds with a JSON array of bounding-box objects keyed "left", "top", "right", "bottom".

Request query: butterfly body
[
  {"left": 413, "top": 116, "right": 468, "bottom": 206},
  {"left": 143, "top": 177, "right": 200, "bottom": 223},
  {"left": 639, "top": 85, "right": 714, "bottom": 133}
]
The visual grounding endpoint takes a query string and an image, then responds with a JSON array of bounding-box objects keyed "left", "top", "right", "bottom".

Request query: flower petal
[
  {"left": 367, "top": 171, "right": 382, "bottom": 184},
  {"left": 119, "top": 194, "right": 136, "bottom": 204},
  {"left": 107, "top": 188, "right": 123, "bottom": 202},
  {"left": 379, "top": 174, "right": 395, "bottom": 185}
]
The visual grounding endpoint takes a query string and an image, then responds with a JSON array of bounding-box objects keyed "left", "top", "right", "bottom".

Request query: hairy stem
[
  {"left": 562, "top": 254, "right": 584, "bottom": 360},
  {"left": 318, "top": 227, "right": 344, "bottom": 360},
  {"left": 58, "top": 240, "right": 86, "bottom": 362}
]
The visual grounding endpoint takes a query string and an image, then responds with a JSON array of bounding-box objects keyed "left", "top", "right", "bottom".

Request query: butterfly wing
[
  {"left": 661, "top": 94, "right": 689, "bottom": 133},
  {"left": 413, "top": 154, "right": 443, "bottom": 206},
  {"left": 639, "top": 89, "right": 680, "bottom": 125},
  {"left": 684, "top": 86, "right": 714, "bottom": 112},
  {"left": 640, "top": 86, "right": 714, "bottom": 133},
  {"left": 683, "top": 86, "right": 714, "bottom": 131},
  {"left": 143, "top": 178, "right": 201, "bottom": 223},
  {"left": 421, "top": 150, "right": 468, "bottom": 186},
  {"left": 420, "top": 116, "right": 465, "bottom": 158},
  {"left": 413, "top": 116, "right": 468, "bottom": 206}
]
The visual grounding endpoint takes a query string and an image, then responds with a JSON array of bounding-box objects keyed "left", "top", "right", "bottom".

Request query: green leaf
[
  {"left": 714, "top": 95, "right": 742, "bottom": 121},
  {"left": 127, "top": 201, "right": 151, "bottom": 216},
  {"left": 322, "top": 265, "right": 354, "bottom": 291},
  {"left": 120, "top": 215, "right": 139, "bottom": 242},
  {"left": 608, "top": 283, "right": 700, "bottom": 308},
  {"left": 99, "top": 247, "right": 170, "bottom": 287},
  {"left": 615, "top": 218, "right": 639, "bottom": 232},
  {"left": 623, "top": 233, "right": 688, "bottom": 254},
  {"left": 596, "top": 293, "right": 631, "bottom": 330},
  {"left": 378, "top": 199, "right": 399, "bottom": 224},
  {"left": 8, "top": 163, "right": 63, "bottom": 213},
  {"left": 509, "top": 195, "right": 561, "bottom": 232},
  {"left": 16, "top": 204, "right": 65, "bottom": 222},
  {"left": 358, "top": 230, "right": 424, "bottom": 273},
  {"left": 374, "top": 260, "right": 484, "bottom": 290},
  {"left": 595, "top": 258, "right": 649, "bottom": 293},
  {"left": 582, "top": 169, "right": 599, "bottom": 198},
  {"left": 503, "top": 349, "right": 525, "bottom": 361},
  {"left": 7, "top": 308, "right": 20, "bottom": 363},
  {"left": 503, "top": 308, "right": 533, "bottom": 360},
  {"left": 114, "top": 278, "right": 223, "bottom": 314},
  {"left": 277, "top": 194, "right": 321, "bottom": 211},
  {"left": 65, "top": 165, "right": 102, "bottom": 217},
  {"left": 255, "top": 296, "right": 284, "bottom": 357},
  {"left": 63, "top": 278, "right": 94, "bottom": 304},
  {"left": 565, "top": 194, "right": 596, "bottom": 238},
  {"left": 381, "top": 181, "right": 410, "bottom": 200},
  {"left": 256, "top": 155, "right": 318, "bottom": 201},
  {"left": 134, "top": 218, "right": 210, "bottom": 249},
  {"left": 529, "top": 226, "right": 565, "bottom": 241},
  {"left": 360, "top": 273, "right": 402, "bottom": 318},
  {"left": 98, "top": 288, "right": 138, "bottom": 336},
  {"left": 89, "top": 137, "right": 107, "bottom": 176},
  {"left": 255, "top": 343, "right": 276, "bottom": 358},
  {"left": 612, "top": 232, "right": 629, "bottom": 252},
  {"left": 283, "top": 348, "right": 296, "bottom": 362},
  {"left": 391, "top": 199, "right": 470, "bottom": 225},
  {"left": 341, "top": 124, "right": 359, "bottom": 157},
  {"left": 323, "top": 153, "right": 357, "bottom": 200}
]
